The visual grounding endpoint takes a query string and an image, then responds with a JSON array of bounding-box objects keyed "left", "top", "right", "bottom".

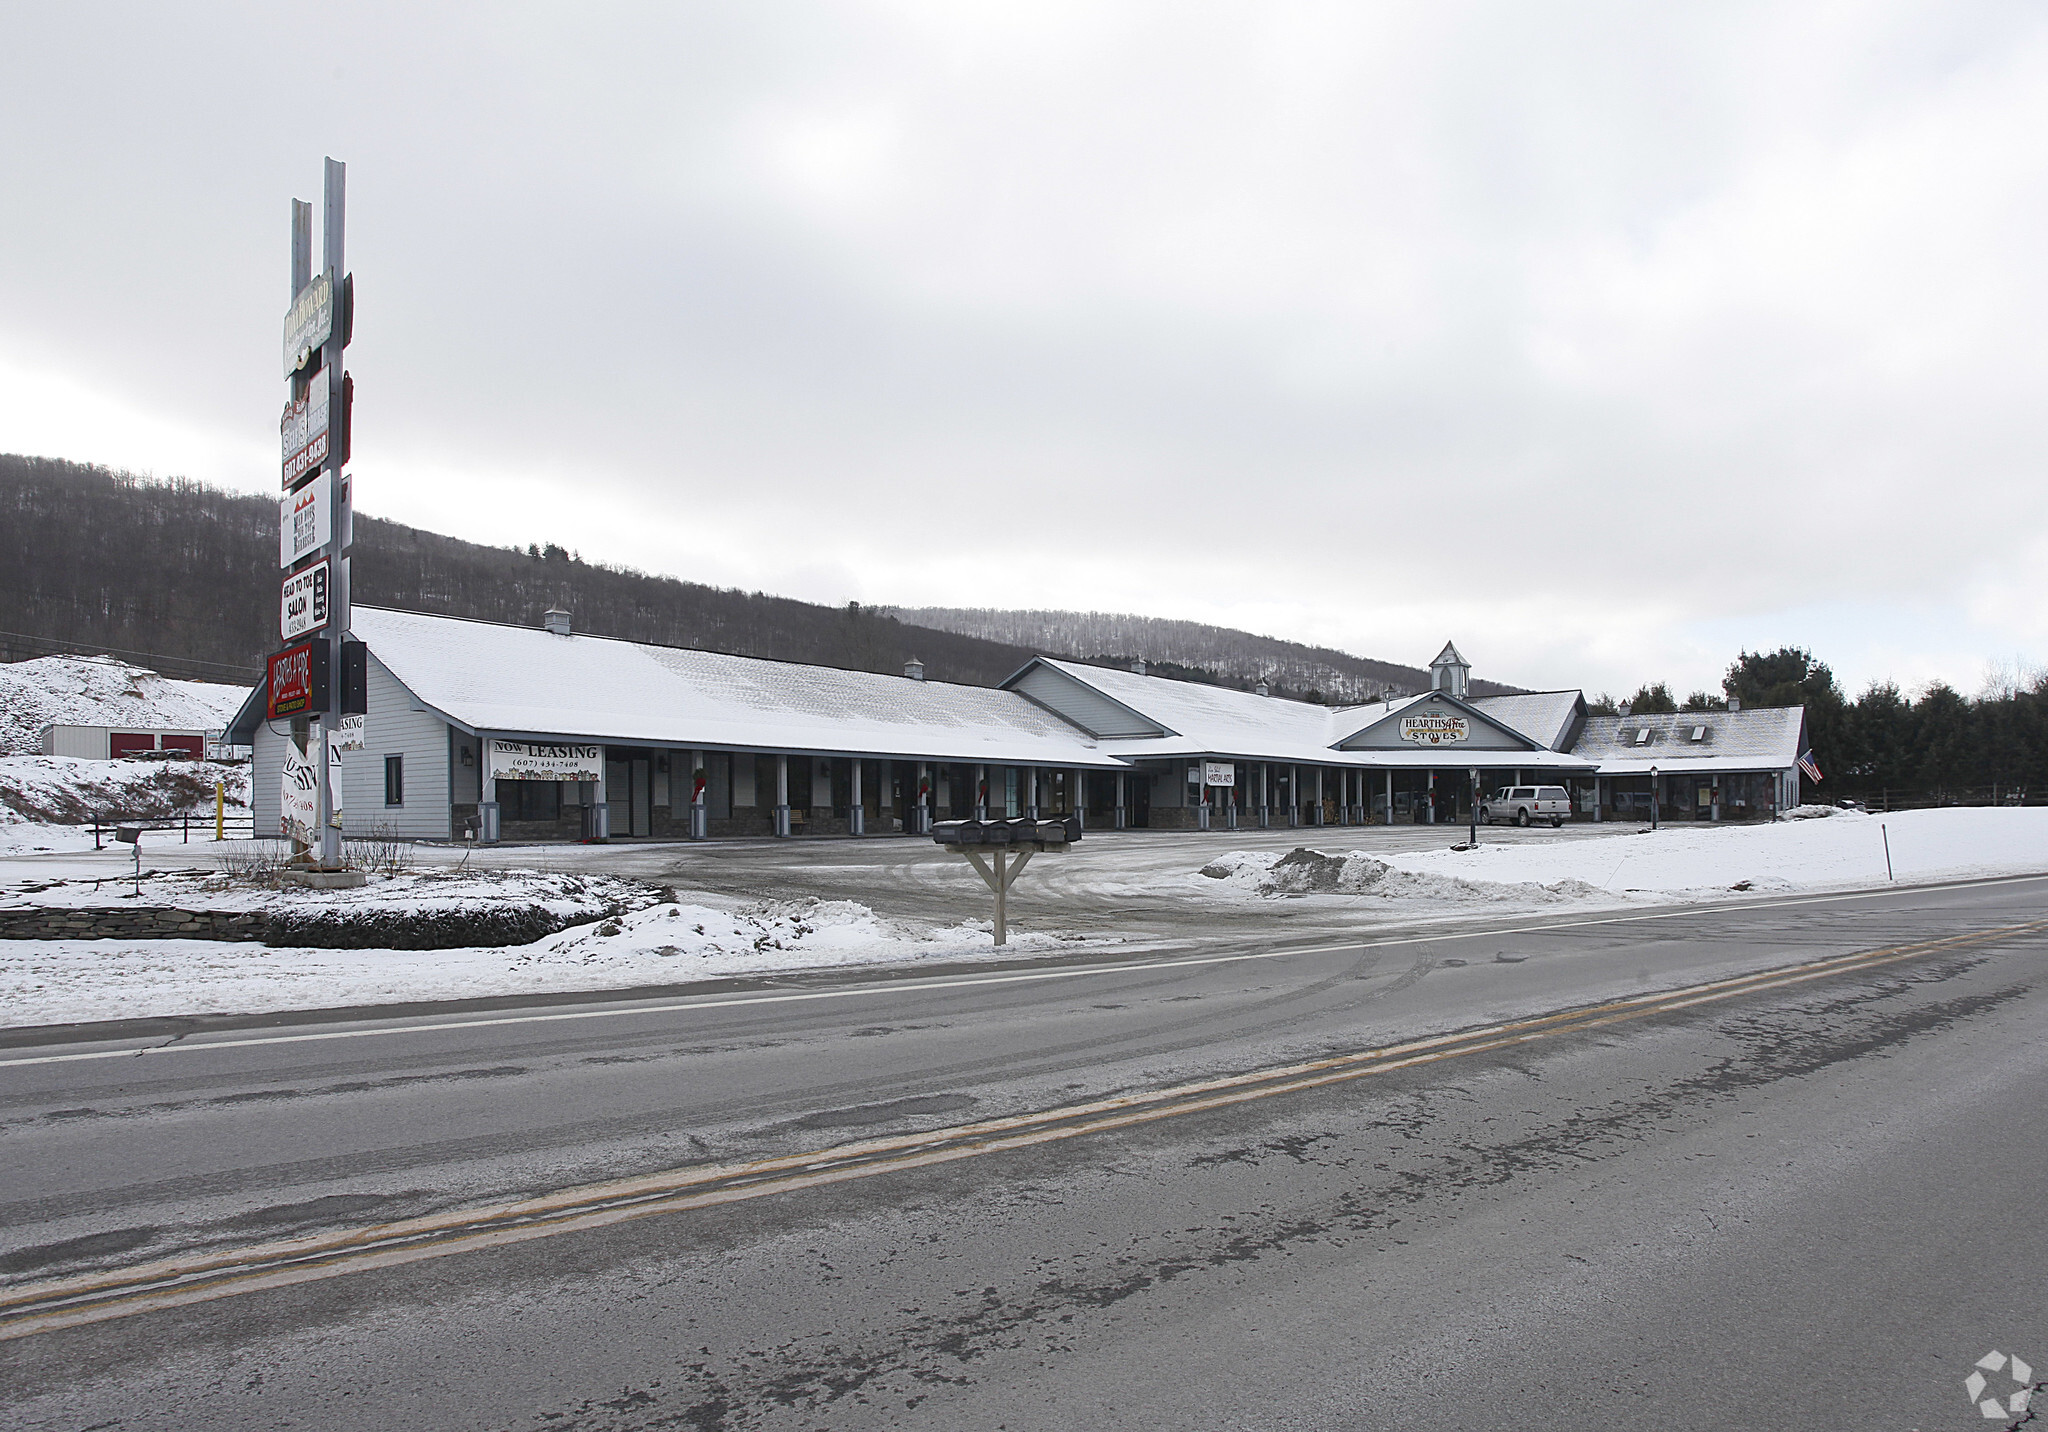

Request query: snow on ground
[
  {"left": 0, "top": 864, "right": 635, "bottom": 917},
  {"left": 0, "top": 894, "right": 1119, "bottom": 1027},
  {"left": 0, "top": 655, "right": 248, "bottom": 756},
  {"left": 1195, "top": 807, "right": 2048, "bottom": 908},
  {"left": 0, "top": 756, "right": 251, "bottom": 854}
]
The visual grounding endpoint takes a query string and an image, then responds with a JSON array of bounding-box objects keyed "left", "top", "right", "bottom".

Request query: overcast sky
[{"left": 3, "top": 3, "right": 2045, "bottom": 699}]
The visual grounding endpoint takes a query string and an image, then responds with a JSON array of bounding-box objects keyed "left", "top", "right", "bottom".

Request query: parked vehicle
[{"left": 1480, "top": 785, "right": 1570, "bottom": 828}]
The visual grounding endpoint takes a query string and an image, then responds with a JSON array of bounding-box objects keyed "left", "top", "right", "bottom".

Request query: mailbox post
[{"left": 932, "top": 815, "right": 1080, "bottom": 946}]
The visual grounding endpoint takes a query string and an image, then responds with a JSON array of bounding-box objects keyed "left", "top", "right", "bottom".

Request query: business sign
[
  {"left": 1203, "top": 761, "right": 1236, "bottom": 787},
  {"left": 280, "top": 471, "right": 332, "bottom": 567},
  {"left": 266, "top": 639, "right": 328, "bottom": 719},
  {"left": 281, "top": 740, "right": 319, "bottom": 843},
  {"left": 325, "top": 731, "right": 346, "bottom": 827},
  {"left": 486, "top": 739, "right": 604, "bottom": 783},
  {"left": 280, "top": 559, "right": 329, "bottom": 640},
  {"left": 333, "top": 713, "right": 365, "bottom": 751},
  {"left": 280, "top": 380, "right": 331, "bottom": 487},
  {"left": 283, "top": 272, "right": 334, "bottom": 376},
  {"left": 1398, "top": 711, "right": 1471, "bottom": 746}
]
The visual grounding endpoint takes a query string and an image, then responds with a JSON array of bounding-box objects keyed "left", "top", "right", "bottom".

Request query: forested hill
[
  {"left": 890, "top": 608, "right": 1519, "bottom": 702},
  {"left": 0, "top": 455, "right": 1041, "bottom": 684},
  {"left": 0, "top": 454, "right": 1501, "bottom": 699}
]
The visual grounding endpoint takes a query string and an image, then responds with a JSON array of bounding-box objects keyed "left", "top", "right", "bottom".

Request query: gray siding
[
  {"left": 1011, "top": 665, "right": 1163, "bottom": 738},
  {"left": 247, "top": 655, "right": 453, "bottom": 843},
  {"left": 347, "top": 655, "right": 452, "bottom": 840},
  {"left": 1337, "top": 695, "right": 1533, "bottom": 752}
]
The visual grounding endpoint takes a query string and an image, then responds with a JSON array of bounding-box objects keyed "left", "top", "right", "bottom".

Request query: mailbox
[{"left": 931, "top": 819, "right": 986, "bottom": 845}]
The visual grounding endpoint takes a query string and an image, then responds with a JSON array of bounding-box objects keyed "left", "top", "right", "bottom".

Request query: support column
[
  {"left": 1312, "top": 767, "right": 1324, "bottom": 826},
  {"left": 1071, "top": 767, "right": 1084, "bottom": 828},
  {"left": 975, "top": 764, "right": 987, "bottom": 821},
  {"left": 1024, "top": 766, "right": 1038, "bottom": 819},
  {"left": 850, "top": 758, "right": 864, "bottom": 836},
  {"left": 773, "top": 754, "right": 790, "bottom": 837},
  {"left": 1427, "top": 768, "right": 1436, "bottom": 824},
  {"left": 1385, "top": 771, "right": 1394, "bottom": 826},
  {"left": 1115, "top": 770, "right": 1127, "bottom": 829},
  {"left": 1258, "top": 763, "right": 1270, "bottom": 829},
  {"left": 1289, "top": 765, "right": 1300, "bottom": 827},
  {"left": 589, "top": 754, "right": 610, "bottom": 841},
  {"left": 689, "top": 748, "right": 706, "bottom": 839},
  {"left": 915, "top": 761, "right": 930, "bottom": 834},
  {"left": 1595, "top": 775, "right": 1605, "bottom": 823}
]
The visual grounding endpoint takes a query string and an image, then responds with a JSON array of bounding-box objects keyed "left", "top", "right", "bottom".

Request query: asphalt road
[{"left": 2, "top": 874, "right": 2045, "bottom": 1430}]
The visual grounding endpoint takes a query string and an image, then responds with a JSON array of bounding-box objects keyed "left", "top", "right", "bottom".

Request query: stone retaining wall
[
  {"left": 0, "top": 904, "right": 604, "bottom": 949},
  {"left": 0, "top": 907, "right": 268, "bottom": 942}
]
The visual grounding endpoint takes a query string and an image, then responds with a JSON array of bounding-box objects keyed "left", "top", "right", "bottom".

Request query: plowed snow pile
[
  {"left": 1197, "top": 807, "right": 2048, "bottom": 908},
  {"left": 0, "top": 656, "right": 247, "bottom": 756},
  {"left": 1201, "top": 848, "right": 1604, "bottom": 906}
]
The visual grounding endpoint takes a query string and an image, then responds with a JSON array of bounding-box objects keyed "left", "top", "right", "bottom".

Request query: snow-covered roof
[
  {"left": 0, "top": 656, "right": 247, "bottom": 757},
  {"left": 1571, "top": 708, "right": 1805, "bottom": 775},
  {"left": 1469, "top": 690, "right": 1583, "bottom": 751},
  {"left": 1017, "top": 660, "right": 1592, "bottom": 770},
  {"left": 347, "top": 607, "right": 1125, "bottom": 766}
]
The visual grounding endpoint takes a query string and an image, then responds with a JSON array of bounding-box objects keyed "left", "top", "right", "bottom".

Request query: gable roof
[
  {"left": 1469, "top": 690, "right": 1585, "bottom": 751},
  {"left": 233, "top": 607, "right": 1125, "bottom": 766},
  {"left": 1009, "top": 659, "right": 1591, "bottom": 769}
]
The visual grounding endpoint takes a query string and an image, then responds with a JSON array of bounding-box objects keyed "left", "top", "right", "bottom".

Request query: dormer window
[
  {"left": 1633, "top": 728, "right": 1651, "bottom": 746},
  {"left": 1690, "top": 725, "right": 1706, "bottom": 742}
]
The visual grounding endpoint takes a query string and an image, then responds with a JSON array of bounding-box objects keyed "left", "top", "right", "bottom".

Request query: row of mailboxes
[{"left": 931, "top": 816, "right": 1082, "bottom": 847}]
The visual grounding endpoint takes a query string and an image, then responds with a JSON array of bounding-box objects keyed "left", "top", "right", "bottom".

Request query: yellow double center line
[{"left": 3, "top": 919, "right": 2041, "bottom": 1342}]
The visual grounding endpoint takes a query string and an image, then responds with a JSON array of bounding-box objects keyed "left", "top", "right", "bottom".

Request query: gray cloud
[{"left": 2, "top": 2, "right": 2044, "bottom": 697}]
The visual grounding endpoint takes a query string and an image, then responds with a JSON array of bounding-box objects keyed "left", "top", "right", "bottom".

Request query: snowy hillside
[{"left": 0, "top": 655, "right": 249, "bottom": 756}]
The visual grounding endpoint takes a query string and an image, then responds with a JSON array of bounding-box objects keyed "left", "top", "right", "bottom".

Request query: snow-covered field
[
  {"left": 0, "top": 806, "right": 2042, "bottom": 1029},
  {"left": 0, "top": 756, "right": 252, "bottom": 854},
  {"left": 1195, "top": 806, "right": 2047, "bottom": 907},
  {"left": 1, "top": 892, "right": 1120, "bottom": 1028}
]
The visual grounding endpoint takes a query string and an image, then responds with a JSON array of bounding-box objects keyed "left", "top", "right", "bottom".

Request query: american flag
[{"left": 1797, "top": 749, "right": 1823, "bottom": 783}]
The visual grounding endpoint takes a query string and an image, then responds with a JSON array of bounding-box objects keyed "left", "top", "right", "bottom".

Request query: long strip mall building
[{"left": 229, "top": 606, "right": 1810, "bottom": 842}]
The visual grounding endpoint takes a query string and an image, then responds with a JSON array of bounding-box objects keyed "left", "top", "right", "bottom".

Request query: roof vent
[
  {"left": 1254, "top": 680, "right": 1270, "bottom": 697},
  {"left": 1617, "top": 703, "right": 1632, "bottom": 718},
  {"left": 543, "top": 608, "right": 572, "bottom": 637},
  {"left": 904, "top": 657, "right": 925, "bottom": 681},
  {"left": 1130, "top": 658, "right": 1147, "bottom": 677},
  {"left": 1727, "top": 697, "right": 1741, "bottom": 712}
]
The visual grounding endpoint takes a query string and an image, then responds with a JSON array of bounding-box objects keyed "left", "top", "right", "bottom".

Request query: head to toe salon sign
[{"left": 1399, "top": 711, "right": 1470, "bottom": 746}]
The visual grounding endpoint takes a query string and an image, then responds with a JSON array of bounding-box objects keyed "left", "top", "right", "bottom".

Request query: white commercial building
[{"left": 226, "top": 610, "right": 1808, "bottom": 841}]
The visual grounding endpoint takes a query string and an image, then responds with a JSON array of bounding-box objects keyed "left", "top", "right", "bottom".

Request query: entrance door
[{"left": 1130, "top": 774, "right": 1151, "bottom": 828}]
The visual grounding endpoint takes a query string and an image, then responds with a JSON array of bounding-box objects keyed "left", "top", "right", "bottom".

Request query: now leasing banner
[
  {"left": 281, "top": 741, "right": 319, "bottom": 843},
  {"left": 1398, "top": 711, "right": 1471, "bottom": 746},
  {"left": 486, "top": 739, "right": 604, "bottom": 783}
]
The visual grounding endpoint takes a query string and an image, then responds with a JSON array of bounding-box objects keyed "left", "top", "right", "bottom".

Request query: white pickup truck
[{"left": 1480, "top": 785, "right": 1571, "bottom": 828}]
